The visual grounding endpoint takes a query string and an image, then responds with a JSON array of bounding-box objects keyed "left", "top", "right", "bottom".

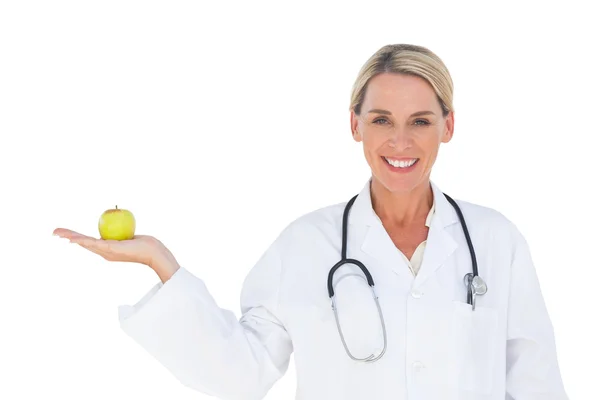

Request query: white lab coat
[{"left": 117, "top": 179, "right": 568, "bottom": 400}]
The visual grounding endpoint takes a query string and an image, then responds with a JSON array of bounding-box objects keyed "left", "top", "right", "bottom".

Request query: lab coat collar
[
  {"left": 349, "top": 177, "right": 460, "bottom": 285},
  {"left": 349, "top": 177, "right": 459, "bottom": 228}
]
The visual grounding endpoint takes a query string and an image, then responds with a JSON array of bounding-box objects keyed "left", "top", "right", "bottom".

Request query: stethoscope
[{"left": 327, "top": 192, "right": 488, "bottom": 363}]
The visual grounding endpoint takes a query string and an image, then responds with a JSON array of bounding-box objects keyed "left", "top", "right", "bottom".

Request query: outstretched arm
[{"left": 118, "top": 232, "right": 293, "bottom": 400}]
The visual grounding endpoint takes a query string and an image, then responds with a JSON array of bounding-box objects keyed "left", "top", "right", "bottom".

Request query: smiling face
[{"left": 351, "top": 73, "right": 454, "bottom": 195}]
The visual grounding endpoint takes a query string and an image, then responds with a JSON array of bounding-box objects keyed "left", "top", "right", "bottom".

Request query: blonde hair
[{"left": 349, "top": 44, "right": 454, "bottom": 118}]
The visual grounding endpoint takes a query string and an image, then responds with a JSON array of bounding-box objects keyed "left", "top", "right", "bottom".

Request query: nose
[{"left": 388, "top": 126, "right": 413, "bottom": 149}]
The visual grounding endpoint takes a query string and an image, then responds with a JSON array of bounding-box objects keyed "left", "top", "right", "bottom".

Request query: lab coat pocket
[
  {"left": 448, "top": 301, "right": 499, "bottom": 395},
  {"left": 327, "top": 273, "right": 385, "bottom": 361}
]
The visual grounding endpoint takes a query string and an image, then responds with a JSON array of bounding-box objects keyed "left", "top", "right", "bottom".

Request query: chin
[{"left": 372, "top": 170, "right": 426, "bottom": 194}]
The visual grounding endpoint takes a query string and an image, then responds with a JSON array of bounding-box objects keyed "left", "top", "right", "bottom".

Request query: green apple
[{"left": 98, "top": 205, "right": 136, "bottom": 240}]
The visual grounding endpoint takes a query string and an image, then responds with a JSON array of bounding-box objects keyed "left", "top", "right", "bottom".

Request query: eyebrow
[{"left": 367, "top": 109, "right": 435, "bottom": 117}]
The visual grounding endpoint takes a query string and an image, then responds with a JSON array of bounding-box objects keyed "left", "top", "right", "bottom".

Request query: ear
[
  {"left": 441, "top": 111, "right": 454, "bottom": 143},
  {"left": 350, "top": 110, "right": 362, "bottom": 142}
]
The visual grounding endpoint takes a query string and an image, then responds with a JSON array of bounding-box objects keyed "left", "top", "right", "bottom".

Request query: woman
[{"left": 53, "top": 44, "right": 568, "bottom": 399}]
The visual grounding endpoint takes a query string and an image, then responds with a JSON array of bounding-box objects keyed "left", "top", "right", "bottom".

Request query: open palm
[{"left": 53, "top": 228, "right": 162, "bottom": 266}]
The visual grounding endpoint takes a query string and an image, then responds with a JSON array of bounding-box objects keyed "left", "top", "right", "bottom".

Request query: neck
[{"left": 370, "top": 177, "right": 433, "bottom": 228}]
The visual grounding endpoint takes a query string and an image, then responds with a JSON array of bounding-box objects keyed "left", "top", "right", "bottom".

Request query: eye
[
  {"left": 414, "top": 119, "right": 430, "bottom": 126},
  {"left": 372, "top": 117, "right": 389, "bottom": 125}
]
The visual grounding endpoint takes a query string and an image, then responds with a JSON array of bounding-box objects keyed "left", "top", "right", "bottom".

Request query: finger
[
  {"left": 70, "top": 237, "right": 113, "bottom": 258},
  {"left": 69, "top": 236, "right": 104, "bottom": 250},
  {"left": 80, "top": 244, "right": 111, "bottom": 260},
  {"left": 53, "top": 228, "right": 78, "bottom": 237},
  {"left": 71, "top": 236, "right": 127, "bottom": 256},
  {"left": 94, "top": 239, "right": 124, "bottom": 253},
  {"left": 72, "top": 239, "right": 129, "bottom": 262},
  {"left": 53, "top": 228, "right": 95, "bottom": 241}
]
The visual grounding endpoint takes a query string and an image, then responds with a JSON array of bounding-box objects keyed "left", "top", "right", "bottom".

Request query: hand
[{"left": 53, "top": 228, "right": 167, "bottom": 267}]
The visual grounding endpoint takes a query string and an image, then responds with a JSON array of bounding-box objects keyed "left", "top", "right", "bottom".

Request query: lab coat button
[
  {"left": 412, "top": 361, "right": 425, "bottom": 371},
  {"left": 410, "top": 289, "right": 422, "bottom": 298}
]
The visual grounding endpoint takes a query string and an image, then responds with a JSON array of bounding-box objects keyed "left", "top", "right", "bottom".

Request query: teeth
[{"left": 385, "top": 157, "right": 417, "bottom": 168}]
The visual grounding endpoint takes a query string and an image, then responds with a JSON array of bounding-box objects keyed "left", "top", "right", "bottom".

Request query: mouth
[{"left": 381, "top": 156, "right": 419, "bottom": 172}]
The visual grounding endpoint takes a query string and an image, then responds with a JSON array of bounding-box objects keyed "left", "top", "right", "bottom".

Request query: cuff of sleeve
[{"left": 117, "top": 266, "right": 198, "bottom": 328}]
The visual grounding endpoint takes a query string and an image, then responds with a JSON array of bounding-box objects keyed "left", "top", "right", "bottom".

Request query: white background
[{"left": 1, "top": 1, "right": 598, "bottom": 398}]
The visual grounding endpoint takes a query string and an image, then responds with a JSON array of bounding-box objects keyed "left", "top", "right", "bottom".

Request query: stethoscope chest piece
[{"left": 464, "top": 273, "right": 487, "bottom": 310}]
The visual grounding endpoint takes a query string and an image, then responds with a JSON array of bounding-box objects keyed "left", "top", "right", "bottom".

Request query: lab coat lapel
[
  {"left": 348, "top": 178, "right": 460, "bottom": 283},
  {"left": 348, "top": 178, "right": 408, "bottom": 277},
  {"left": 413, "top": 181, "right": 460, "bottom": 288}
]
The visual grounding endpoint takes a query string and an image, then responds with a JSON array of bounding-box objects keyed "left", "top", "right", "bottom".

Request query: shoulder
[
  {"left": 266, "top": 199, "right": 347, "bottom": 253},
  {"left": 453, "top": 198, "right": 510, "bottom": 225},
  {"left": 450, "top": 197, "right": 526, "bottom": 247},
  {"left": 280, "top": 200, "right": 346, "bottom": 239}
]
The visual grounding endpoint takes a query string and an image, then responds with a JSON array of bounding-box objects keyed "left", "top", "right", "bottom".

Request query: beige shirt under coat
[{"left": 398, "top": 201, "right": 435, "bottom": 277}]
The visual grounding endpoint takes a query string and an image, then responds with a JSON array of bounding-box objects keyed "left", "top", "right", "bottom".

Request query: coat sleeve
[
  {"left": 505, "top": 223, "right": 569, "bottom": 399},
  {"left": 116, "top": 230, "right": 293, "bottom": 400}
]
